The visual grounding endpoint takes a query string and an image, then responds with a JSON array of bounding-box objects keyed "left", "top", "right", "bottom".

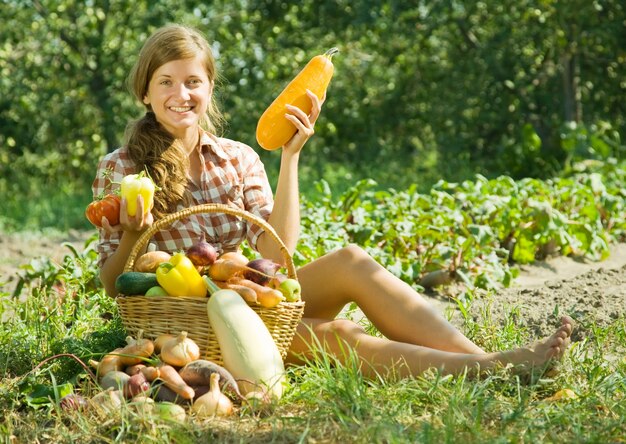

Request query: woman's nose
[{"left": 175, "top": 83, "right": 191, "bottom": 100}]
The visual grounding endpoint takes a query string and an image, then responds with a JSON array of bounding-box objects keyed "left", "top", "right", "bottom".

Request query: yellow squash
[{"left": 256, "top": 47, "right": 339, "bottom": 150}]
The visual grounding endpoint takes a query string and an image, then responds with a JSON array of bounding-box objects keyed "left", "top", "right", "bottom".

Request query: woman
[{"left": 93, "top": 24, "right": 573, "bottom": 380}]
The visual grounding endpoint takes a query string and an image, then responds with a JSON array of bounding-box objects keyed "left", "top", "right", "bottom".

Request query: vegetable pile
[
  {"left": 116, "top": 241, "right": 302, "bottom": 306},
  {"left": 79, "top": 329, "right": 277, "bottom": 421},
  {"left": 110, "top": 238, "right": 300, "bottom": 414}
]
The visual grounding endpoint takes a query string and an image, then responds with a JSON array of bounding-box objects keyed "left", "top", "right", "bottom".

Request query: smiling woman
[{"left": 90, "top": 24, "right": 575, "bottom": 381}]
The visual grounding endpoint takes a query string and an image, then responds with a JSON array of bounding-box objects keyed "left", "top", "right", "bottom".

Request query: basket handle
[{"left": 122, "top": 203, "right": 297, "bottom": 280}]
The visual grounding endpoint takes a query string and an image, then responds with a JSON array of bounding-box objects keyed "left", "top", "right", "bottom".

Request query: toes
[{"left": 560, "top": 316, "right": 574, "bottom": 333}]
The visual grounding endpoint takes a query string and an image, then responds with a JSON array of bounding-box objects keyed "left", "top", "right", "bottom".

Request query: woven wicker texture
[{"left": 116, "top": 204, "right": 305, "bottom": 363}]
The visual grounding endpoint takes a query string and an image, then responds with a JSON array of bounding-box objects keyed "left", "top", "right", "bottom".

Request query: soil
[
  {"left": 1, "top": 231, "right": 625, "bottom": 343},
  {"left": 0, "top": 230, "right": 95, "bottom": 290},
  {"left": 459, "top": 243, "right": 626, "bottom": 342}
]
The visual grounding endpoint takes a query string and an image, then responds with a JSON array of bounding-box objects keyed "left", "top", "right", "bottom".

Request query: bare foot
[{"left": 496, "top": 316, "right": 574, "bottom": 372}]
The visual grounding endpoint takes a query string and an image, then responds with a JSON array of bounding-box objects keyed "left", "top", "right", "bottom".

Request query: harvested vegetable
[
  {"left": 231, "top": 277, "right": 285, "bottom": 308},
  {"left": 218, "top": 252, "right": 249, "bottom": 268},
  {"left": 154, "top": 334, "right": 175, "bottom": 354},
  {"left": 123, "top": 372, "right": 150, "bottom": 399},
  {"left": 179, "top": 359, "right": 242, "bottom": 400},
  {"left": 85, "top": 194, "right": 121, "bottom": 228},
  {"left": 208, "top": 259, "right": 245, "bottom": 282},
  {"left": 154, "top": 402, "right": 186, "bottom": 423},
  {"left": 140, "top": 366, "right": 160, "bottom": 382},
  {"left": 244, "top": 258, "right": 281, "bottom": 285},
  {"left": 186, "top": 235, "right": 217, "bottom": 267},
  {"left": 160, "top": 331, "right": 200, "bottom": 367},
  {"left": 192, "top": 373, "right": 233, "bottom": 417},
  {"left": 59, "top": 393, "right": 88, "bottom": 412},
  {"left": 120, "top": 171, "right": 155, "bottom": 216},
  {"left": 157, "top": 364, "right": 195, "bottom": 400},
  {"left": 212, "top": 279, "right": 258, "bottom": 304},
  {"left": 256, "top": 47, "right": 339, "bottom": 150},
  {"left": 115, "top": 272, "right": 159, "bottom": 295},
  {"left": 100, "top": 371, "right": 131, "bottom": 391},
  {"left": 118, "top": 334, "right": 155, "bottom": 366},
  {"left": 205, "top": 277, "right": 285, "bottom": 399},
  {"left": 88, "top": 389, "right": 124, "bottom": 417},
  {"left": 134, "top": 251, "right": 172, "bottom": 273},
  {"left": 156, "top": 253, "right": 207, "bottom": 297},
  {"left": 88, "top": 348, "right": 124, "bottom": 377},
  {"left": 128, "top": 396, "right": 155, "bottom": 415},
  {"left": 152, "top": 384, "right": 191, "bottom": 405}
]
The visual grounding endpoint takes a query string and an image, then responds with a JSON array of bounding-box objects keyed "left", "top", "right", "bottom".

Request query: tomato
[{"left": 85, "top": 194, "right": 121, "bottom": 228}]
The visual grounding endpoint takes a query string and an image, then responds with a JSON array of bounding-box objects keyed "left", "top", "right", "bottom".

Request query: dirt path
[
  {"left": 0, "top": 230, "right": 94, "bottom": 289},
  {"left": 467, "top": 243, "right": 626, "bottom": 341},
  {"left": 1, "top": 231, "right": 625, "bottom": 343}
]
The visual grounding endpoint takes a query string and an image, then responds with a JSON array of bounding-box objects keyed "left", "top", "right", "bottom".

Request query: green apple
[
  {"left": 278, "top": 278, "right": 301, "bottom": 302},
  {"left": 268, "top": 273, "right": 287, "bottom": 290},
  {"left": 145, "top": 285, "right": 169, "bottom": 297}
]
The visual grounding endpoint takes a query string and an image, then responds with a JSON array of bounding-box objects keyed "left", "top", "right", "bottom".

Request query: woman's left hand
[{"left": 282, "top": 89, "right": 325, "bottom": 154}]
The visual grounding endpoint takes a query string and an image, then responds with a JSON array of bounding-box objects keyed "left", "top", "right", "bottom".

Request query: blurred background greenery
[{"left": 1, "top": 0, "right": 625, "bottom": 231}]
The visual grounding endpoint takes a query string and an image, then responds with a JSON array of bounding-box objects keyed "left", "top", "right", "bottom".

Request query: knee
[
  {"left": 331, "top": 243, "right": 370, "bottom": 263},
  {"left": 316, "top": 318, "right": 365, "bottom": 343}
]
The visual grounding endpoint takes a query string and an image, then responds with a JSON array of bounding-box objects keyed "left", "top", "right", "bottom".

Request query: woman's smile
[{"left": 143, "top": 56, "right": 212, "bottom": 140}]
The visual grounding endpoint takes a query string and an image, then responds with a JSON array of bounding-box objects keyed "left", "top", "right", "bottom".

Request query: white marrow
[{"left": 206, "top": 289, "right": 285, "bottom": 399}]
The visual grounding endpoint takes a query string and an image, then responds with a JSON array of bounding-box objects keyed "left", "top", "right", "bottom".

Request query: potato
[{"left": 134, "top": 251, "right": 172, "bottom": 273}]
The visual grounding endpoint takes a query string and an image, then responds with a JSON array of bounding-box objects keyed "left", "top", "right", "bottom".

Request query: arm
[{"left": 256, "top": 90, "right": 324, "bottom": 262}]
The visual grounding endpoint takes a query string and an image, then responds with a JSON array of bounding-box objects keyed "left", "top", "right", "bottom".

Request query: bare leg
[
  {"left": 287, "top": 316, "right": 574, "bottom": 379},
  {"left": 297, "top": 245, "right": 484, "bottom": 354}
]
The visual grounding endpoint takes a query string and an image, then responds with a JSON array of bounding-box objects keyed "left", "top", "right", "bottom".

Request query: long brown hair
[{"left": 124, "top": 25, "right": 224, "bottom": 218}]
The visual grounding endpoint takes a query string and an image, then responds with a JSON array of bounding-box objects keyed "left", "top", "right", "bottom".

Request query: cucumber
[{"left": 115, "top": 272, "right": 159, "bottom": 295}]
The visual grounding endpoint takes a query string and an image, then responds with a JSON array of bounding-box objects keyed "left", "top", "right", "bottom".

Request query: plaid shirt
[{"left": 92, "top": 131, "right": 274, "bottom": 267}]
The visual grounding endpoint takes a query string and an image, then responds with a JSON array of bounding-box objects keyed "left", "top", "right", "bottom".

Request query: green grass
[
  {"left": 1, "top": 164, "right": 625, "bottom": 442},
  {"left": 1, "top": 237, "right": 625, "bottom": 443}
]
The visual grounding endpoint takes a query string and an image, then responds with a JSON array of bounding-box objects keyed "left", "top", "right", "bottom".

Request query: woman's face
[{"left": 143, "top": 56, "right": 212, "bottom": 140}]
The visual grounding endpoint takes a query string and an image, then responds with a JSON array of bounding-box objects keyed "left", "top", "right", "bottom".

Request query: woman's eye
[
  {"left": 160, "top": 80, "right": 172, "bottom": 86},
  {"left": 188, "top": 79, "right": 201, "bottom": 85}
]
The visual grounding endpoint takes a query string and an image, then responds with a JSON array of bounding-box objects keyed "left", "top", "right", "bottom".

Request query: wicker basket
[{"left": 116, "top": 203, "right": 305, "bottom": 365}]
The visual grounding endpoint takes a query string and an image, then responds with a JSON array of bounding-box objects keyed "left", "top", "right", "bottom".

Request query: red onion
[
  {"left": 186, "top": 235, "right": 217, "bottom": 266},
  {"left": 60, "top": 393, "right": 88, "bottom": 411},
  {"left": 243, "top": 258, "right": 282, "bottom": 285}
]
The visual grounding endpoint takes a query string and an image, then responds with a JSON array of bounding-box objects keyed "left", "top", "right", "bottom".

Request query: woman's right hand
[{"left": 101, "top": 194, "right": 153, "bottom": 233}]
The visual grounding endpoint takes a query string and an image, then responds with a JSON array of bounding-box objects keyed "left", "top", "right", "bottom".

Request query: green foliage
[
  {"left": 0, "top": 235, "right": 125, "bottom": 382},
  {"left": 296, "top": 161, "right": 626, "bottom": 301},
  {"left": 1, "top": 1, "right": 626, "bottom": 231}
]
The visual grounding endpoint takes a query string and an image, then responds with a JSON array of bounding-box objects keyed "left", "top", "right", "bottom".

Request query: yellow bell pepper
[
  {"left": 120, "top": 171, "right": 155, "bottom": 217},
  {"left": 156, "top": 253, "right": 207, "bottom": 297}
]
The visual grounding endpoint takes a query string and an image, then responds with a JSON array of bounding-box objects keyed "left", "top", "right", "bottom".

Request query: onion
[
  {"left": 218, "top": 251, "right": 249, "bottom": 268},
  {"left": 88, "top": 389, "right": 124, "bottom": 417},
  {"left": 59, "top": 393, "right": 88, "bottom": 412},
  {"left": 186, "top": 235, "right": 217, "bottom": 267},
  {"left": 160, "top": 331, "right": 200, "bottom": 367},
  {"left": 243, "top": 258, "right": 282, "bottom": 285},
  {"left": 191, "top": 373, "right": 233, "bottom": 417}
]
